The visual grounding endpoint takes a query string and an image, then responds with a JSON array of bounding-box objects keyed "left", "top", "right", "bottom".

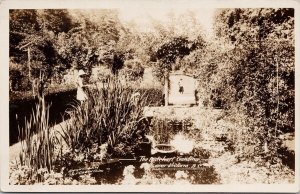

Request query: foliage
[
  {"left": 9, "top": 10, "right": 69, "bottom": 81},
  {"left": 153, "top": 36, "right": 205, "bottom": 81},
  {"left": 60, "top": 76, "right": 150, "bottom": 158},
  {"left": 120, "top": 59, "right": 145, "bottom": 81},
  {"left": 9, "top": 8, "right": 295, "bottom": 185},
  {"left": 9, "top": 9, "right": 125, "bottom": 89},
  {"left": 16, "top": 95, "right": 62, "bottom": 184},
  {"left": 37, "top": 9, "right": 74, "bottom": 35},
  {"left": 211, "top": 8, "right": 295, "bottom": 159},
  {"left": 9, "top": 9, "right": 209, "bottom": 88},
  {"left": 10, "top": 83, "right": 76, "bottom": 102},
  {"left": 139, "top": 87, "right": 164, "bottom": 106}
]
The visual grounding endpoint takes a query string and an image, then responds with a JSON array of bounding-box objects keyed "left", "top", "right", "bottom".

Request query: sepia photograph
[{"left": 0, "top": 0, "right": 299, "bottom": 192}]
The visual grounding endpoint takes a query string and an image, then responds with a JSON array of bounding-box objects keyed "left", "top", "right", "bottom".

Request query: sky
[{"left": 118, "top": 7, "right": 216, "bottom": 39}]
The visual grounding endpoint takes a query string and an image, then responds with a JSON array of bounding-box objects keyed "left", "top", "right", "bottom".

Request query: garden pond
[
  {"left": 9, "top": 89, "right": 77, "bottom": 145},
  {"left": 57, "top": 119, "right": 221, "bottom": 185}
]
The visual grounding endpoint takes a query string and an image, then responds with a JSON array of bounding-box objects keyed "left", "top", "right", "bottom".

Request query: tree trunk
[
  {"left": 275, "top": 58, "right": 279, "bottom": 137},
  {"left": 28, "top": 47, "right": 31, "bottom": 80},
  {"left": 28, "top": 47, "right": 34, "bottom": 95},
  {"left": 164, "top": 73, "right": 169, "bottom": 106}
]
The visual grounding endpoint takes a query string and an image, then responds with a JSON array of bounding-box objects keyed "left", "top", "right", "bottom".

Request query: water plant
[
  {"left": 60, "top": 76, "right": 150, "bottom": 158},
  {"left": 15, "top": 94, "right": 62, "bottom": 184}
]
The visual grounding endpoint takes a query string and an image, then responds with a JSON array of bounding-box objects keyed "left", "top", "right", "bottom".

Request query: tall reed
[
  {"left": 18, "top": 95, "right": 58, "bottom": 174},
  {"left": 61, "top": 76, "right": 150, "bottom": 156}
]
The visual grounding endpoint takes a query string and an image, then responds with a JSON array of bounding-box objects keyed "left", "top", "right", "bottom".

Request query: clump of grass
[
  {"left": 16, "top": 94, "right": 61, "bottom": 183},
  {"left": 10, "top": 73, "right": 64, "bottom": 184},
  {"left": 61, "top": 76, "right": 150, "bottom": 158}
]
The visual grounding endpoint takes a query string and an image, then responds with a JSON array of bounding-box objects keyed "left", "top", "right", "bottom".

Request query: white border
[{"left": 0, "top": 0, "right": 299, "bottom": 192}]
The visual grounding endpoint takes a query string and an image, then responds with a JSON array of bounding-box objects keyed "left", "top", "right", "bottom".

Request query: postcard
[{"left": 0, "top": 0, "right": 299, "bottom": 192}]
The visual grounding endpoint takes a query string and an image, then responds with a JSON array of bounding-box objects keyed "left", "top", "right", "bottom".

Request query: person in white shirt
[{"left": 76, "top": 69, "right": 88, "bottom": 104}]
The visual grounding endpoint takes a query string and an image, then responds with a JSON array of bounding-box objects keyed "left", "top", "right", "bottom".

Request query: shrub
[{"left": 139, "top": 88, "right": 164, "bottom": 106}]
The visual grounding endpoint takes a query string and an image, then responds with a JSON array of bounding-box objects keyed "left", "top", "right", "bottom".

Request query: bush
[{"left": 139, "top": 88, "right": 164, "bottom": 106}]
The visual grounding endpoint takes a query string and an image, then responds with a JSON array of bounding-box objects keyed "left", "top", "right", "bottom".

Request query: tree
[
  {"left": 153, "top": 36, "right": 205, "bottom": 81},
  {"left": 213, "top": 8, "right": 294, "bottom": 158},
  {"left": 37, "top": 9, "right": 74, "bottom": 35},
  {"left": 147, "top": 11, "right": 206, "bottom": 81},
  {"left": 10, "top": 10, "right": 52, "bottom": 91},
  {"left": 9, "top": 10, "right": 40, "bottom": 64},
  {"left": 9, "top": 9, "right": 77, "bottom": 87},
  {"left": 55, "top": 9, "right": 124, "bottom": 74}
]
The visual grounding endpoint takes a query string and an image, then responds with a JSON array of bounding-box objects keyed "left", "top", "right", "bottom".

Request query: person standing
[
  {"left": 76, "top": 69, "right": 88, "bottom": 104},
  {"left": 178, "top": 78, "right": 184, "bottom": 94}
]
